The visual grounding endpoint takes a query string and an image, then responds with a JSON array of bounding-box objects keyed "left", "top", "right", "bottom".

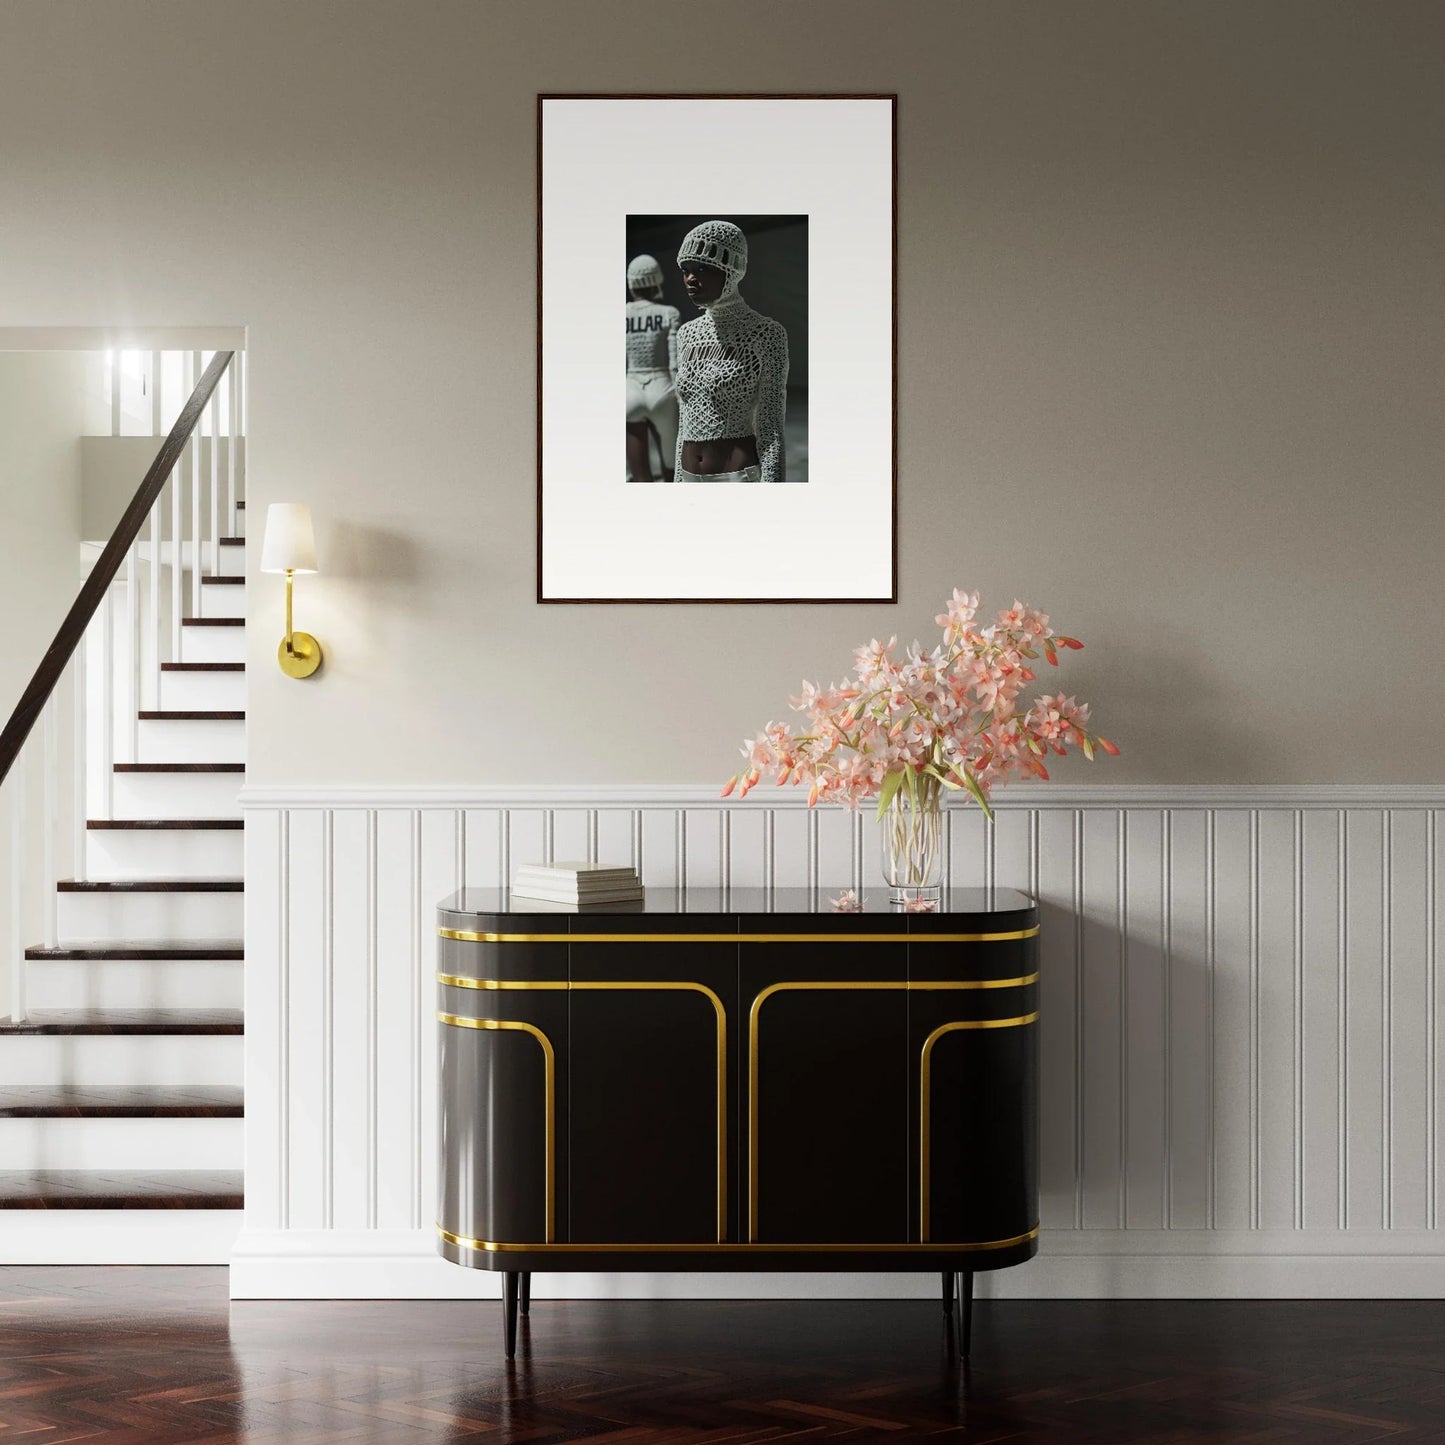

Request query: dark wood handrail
[{"left": 0, "top": 350, "right": 235, "bottom": 789}]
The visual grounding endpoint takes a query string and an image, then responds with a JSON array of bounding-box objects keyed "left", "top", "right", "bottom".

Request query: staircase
[{"left": 0, "top": 351, "right": 245, "bottom": 1260}]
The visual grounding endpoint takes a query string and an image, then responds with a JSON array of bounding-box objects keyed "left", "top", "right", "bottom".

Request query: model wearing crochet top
[
  {"left": 624, "top": 253, "right": 680, "bottom": 483},
  {"left": 671, "top": 220, "right": 790, "bottom": 484}
]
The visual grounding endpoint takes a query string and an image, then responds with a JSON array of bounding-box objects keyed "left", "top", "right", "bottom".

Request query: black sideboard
[{"left": 436, "top": 887, "right": 1039, "bottom": 1357}]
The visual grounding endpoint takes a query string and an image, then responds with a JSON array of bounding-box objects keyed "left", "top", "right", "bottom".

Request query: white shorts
[
  {"left": 626, "top": 370, "right": 678, "bottom": 463},
  {"left": 677, "top": 465, "right": 762, "bottom": 484}
]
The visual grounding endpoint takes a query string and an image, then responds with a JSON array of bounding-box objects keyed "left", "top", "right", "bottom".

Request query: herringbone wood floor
[{"left": 0, "top": 1268, "right": 1442, "bottom": 1441}]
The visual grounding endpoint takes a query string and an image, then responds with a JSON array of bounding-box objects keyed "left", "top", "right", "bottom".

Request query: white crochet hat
[
  {"left": 626, "top": 253, "right": 664, "bottom": 292},
  {"left": 676, "top": 221, "right": 748, "bottom": 289}
]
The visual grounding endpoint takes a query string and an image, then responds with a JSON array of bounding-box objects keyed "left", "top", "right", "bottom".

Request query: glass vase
[{"left": 879, "top": 782, "right": 945, "bottom": 907}]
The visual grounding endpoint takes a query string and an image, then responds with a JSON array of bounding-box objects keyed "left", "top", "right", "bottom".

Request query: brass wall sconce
[{"left": 260, "top": 502, "right": 323, "bottom": 678}]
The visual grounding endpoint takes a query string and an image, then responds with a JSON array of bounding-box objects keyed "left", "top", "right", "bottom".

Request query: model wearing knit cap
[
  {"left": 672, "top": 221, "right": 789, "bottom": 484},
  {"left": 625, "top": 254, "right": 680, "bottom": 483}
]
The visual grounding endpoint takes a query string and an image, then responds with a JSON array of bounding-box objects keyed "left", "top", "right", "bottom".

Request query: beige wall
[
  {"left": 1, "top": 0, "right": 1440, "bottom": 785},
  {"left": 0, "top": 352, "right": 85, "bottom": 720}
]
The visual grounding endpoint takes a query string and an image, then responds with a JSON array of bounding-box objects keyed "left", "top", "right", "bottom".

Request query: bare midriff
[{"left": 680, "top": 435, "right": 760, "bottom": 476}]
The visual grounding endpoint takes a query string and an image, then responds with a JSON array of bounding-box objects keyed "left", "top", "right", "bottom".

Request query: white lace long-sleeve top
[
  {"left": 625, "top": 298, "right": 679, "bottom": 373},
  {"left": 673, "top": 294, "right": 789, "bottom": 484}
]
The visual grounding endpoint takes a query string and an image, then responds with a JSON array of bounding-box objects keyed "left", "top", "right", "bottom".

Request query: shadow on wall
[
  {"left": 1030, "top": 852, "right": 1214, "bottom": 1288},
  {"left": 316, "top": 521, "right": 424, "bottom": 674},
  {"left": 1062, "top": 624, "right": 1285, "bottom": 781}
]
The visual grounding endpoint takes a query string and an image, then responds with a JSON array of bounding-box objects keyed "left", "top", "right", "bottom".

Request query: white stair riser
[
  {"left": 180, "top": 627, "right": 245, "bottom": 665},
  {"left": 86, "top": 829, "right": 243, "bottom": 880},
  {"left": 0, "top": 1117, "right": 242, "bottom": 1171},
  {"left": 0, "top": 1036, "right": 242, "bottom": 1086},
  {"left": 200, "top": 585, "right": 246, "bottom": 620},
  {"left": 57, "top": 890, "right": 243, "bottom": 944},
  {"left": 137, "top": 718, "right": 245, "bottom": 765},
  {"left": 25, "top": 961, "right": 241, "bottom": 1011},
  {"left": 217, "top": 545, "right": 245, "bottom": 578},
  {"left": 159, "top": 670, "right": 246, "bottom": 711},
  {"left": 111, "top": 771, "right": 242, "bottom": 819}
]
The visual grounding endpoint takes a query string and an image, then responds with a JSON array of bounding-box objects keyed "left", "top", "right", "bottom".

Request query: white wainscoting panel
[{"left": 233, "top": 785, "right": 1445, "bottom": 1299}]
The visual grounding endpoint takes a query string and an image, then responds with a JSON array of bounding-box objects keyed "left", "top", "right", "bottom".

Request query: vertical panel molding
[{"left": 236, "top": 783, "right": 1445, "bottom": 1299}]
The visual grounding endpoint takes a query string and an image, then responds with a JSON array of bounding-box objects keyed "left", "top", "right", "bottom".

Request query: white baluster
[
  {"left": 149, "top": 497, "right": 161, "bottom": 707},
  {"left": 151, "top": 348, "right": 163, "bottom": 435},
  {"left": 172, "top": 353, "right": 188, "bottom": 660},
  {"left": 110, "top": 350, "right": 121, "bottom": 437},
  {"left": 208, "top": 383, "right": 219, "bottom": 578},
  {"left": 101, "top": 582, "right": 114, "bottom": 820},
  {"left": 73, "top": 639, "right": 87, "bottom": 884},
  {"left": 9, "top": 759, "right": 26, "bottom": 1023},
  {"left": 228, "top": 355, "right": 239, "bottom": 535},
  {"left": 190, "top": 350, "right": 203, "bottom": 617},
  {"left": 42, "top": 698, "right": 57, "bottom": 949},
  {"left": 237, "top": 350, "right": 246, "bottom": 511},
  {"left": 127, "top": 541, "right": 140, "bottom": 762}
]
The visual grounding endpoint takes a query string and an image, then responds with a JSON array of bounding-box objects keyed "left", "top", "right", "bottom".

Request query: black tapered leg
[
  {"left": 502, "top": 1272, "right": 519, "bottom": 1359},
  {"left": 520, "top": 1272, "right": 531, "bottom": 1318},
  {"left": 960, "top": 1270, "right": 974, "bottom": 1359},
  {"left": 941, "top": 1270, "right": 954, "bottom": 1317}
]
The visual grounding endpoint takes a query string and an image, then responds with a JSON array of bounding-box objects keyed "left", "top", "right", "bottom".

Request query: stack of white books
[{"left": 511, "top": 862, "right": 644, "bottom": 907}]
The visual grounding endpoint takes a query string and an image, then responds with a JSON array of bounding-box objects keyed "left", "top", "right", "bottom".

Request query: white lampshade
[{"left": 260, "top": 503, "right": 319, "bottom": 574}]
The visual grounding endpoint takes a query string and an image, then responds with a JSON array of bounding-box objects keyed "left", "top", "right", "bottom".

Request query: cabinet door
[
  {"left": 438, "top": 984, "right": 570, "bottom": 1248},
  {"left": 742, "top": 931, "right": 909, "bottom": 1244},
  {"left": 568, "top": 932, "right": 738, "bottom": 1244},
  {"left": 908, "top": 936, "right": 1039, "bottom": 1245}
]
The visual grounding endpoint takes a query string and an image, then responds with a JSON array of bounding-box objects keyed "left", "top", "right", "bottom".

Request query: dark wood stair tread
[
  {"left": 182, "top": 618, "right": 244, "bottom": 627},
  {"left": 161, "top": 662, "right": 245, "bottom": 672},
  {"left": 0, "top": 1085, "right": 243, "bottom": 1118},
  {"left": 138, "top": 710, "right": 245, "bottom": 720},
  {"left": 114, "top": 763, "right": 244, "bottom": 773},
  {"left": 88, "top": 819, "right": 243, "bottom": 830},
  {"left": 200, "top": 575, "right": 245, "bottom": 585},
  {"left": 0, "top": 1170, "right": 243, "bottom": 1209},
  {"left": 26, "top": 942, "right": 243, "bottom": 960},
  {"left": 219, "top": 536, "right": 245, "bottom": 546},
  {"left": 56, "top": 878, "right": 242, "bottom": 892},
  {"left": 0, "top": 1009, "right": 243, "bottom": 1035}
]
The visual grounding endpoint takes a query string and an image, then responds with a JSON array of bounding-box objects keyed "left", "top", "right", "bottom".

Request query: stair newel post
[
  {"left": 72, "top": 639, "right": 86, "bottom": 886},
  {"left": 189, "top": 351, "right": 203, "bottom": 620},
  {"left": 42, "top": 698, "right": 57, "bottom": 950}
]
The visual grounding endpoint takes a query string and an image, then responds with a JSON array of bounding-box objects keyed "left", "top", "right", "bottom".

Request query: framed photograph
[{"left": 537, "top": 94, "right": 896, "bottom": 603}]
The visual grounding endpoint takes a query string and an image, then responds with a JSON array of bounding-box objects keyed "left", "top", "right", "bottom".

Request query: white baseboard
[
  {"left": 228, "top": 1228, "right": 1445, "bottom": 1300},
  {"left": 0, "top": 1211, "right": 242, "bottom": 1264}
]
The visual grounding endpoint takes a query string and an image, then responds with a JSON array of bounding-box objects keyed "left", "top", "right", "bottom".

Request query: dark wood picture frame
[{"left": 536, "top": 93, "right": 898, "bottom": 605}]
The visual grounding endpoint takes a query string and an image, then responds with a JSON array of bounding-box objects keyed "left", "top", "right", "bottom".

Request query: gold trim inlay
[
  {"left": 919, "top": 1012, "right": 1040, "bottom": 1242},
  {"left": 438, "top": 926, "right": 1040, "bottom": 945},
  {"left": 437, "top": 1223, "right": 1040, "bottom": 1254},
  {"left": 435, "top": 1012, "right": 556, "bottom": 1242},
  {"left": 436, "top": 978, "right": 729, "bottom": 1241},
  {"left": 437, "top": 974, "right": 568, "bottom": 990},
  {"left": 746, "top": 981, "right": 1039, "bottom": 1242}
]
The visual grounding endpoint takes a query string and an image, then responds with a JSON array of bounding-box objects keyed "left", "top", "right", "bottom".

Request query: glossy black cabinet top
[{"left": 438, "top": 886, "right": 1037, "bottom": 929}]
